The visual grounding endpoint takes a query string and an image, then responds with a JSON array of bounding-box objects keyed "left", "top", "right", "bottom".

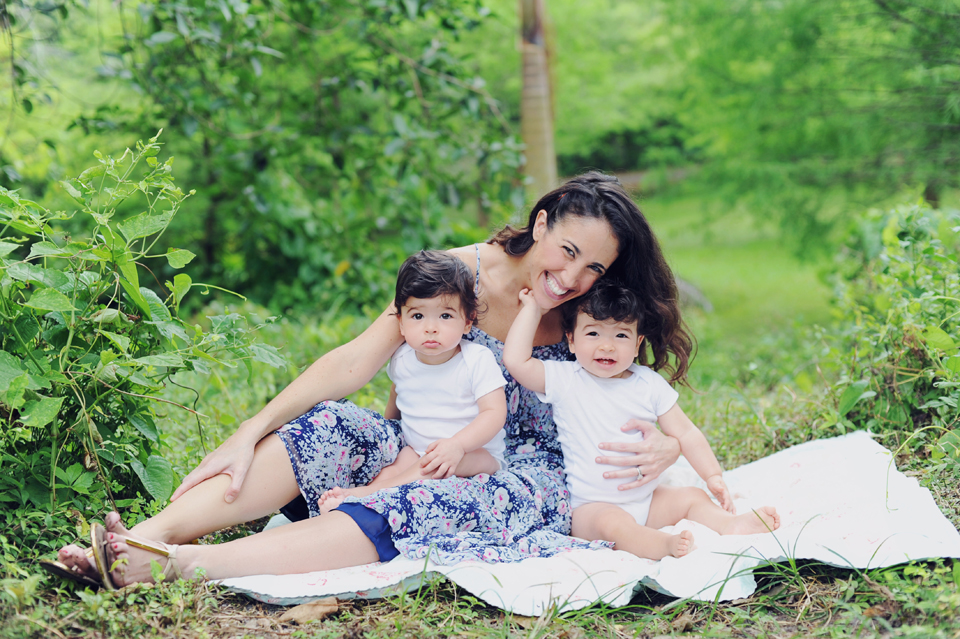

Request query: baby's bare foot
[
  {"left": 723, "top": 506, "right": 780, "bottom": 535},
  {"left": 317, "top": 487, "right": 349, "bottom": 514},
  {"left": 669, "top": 530, "right": 695, "bottom": 558}
]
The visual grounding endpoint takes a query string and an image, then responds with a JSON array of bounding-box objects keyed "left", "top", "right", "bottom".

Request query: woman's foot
[
  {"left": 317, "top": 487, "right": 350, "bottom": 514},
  {"left": 54, "top": 512, "right": 128, "bottom": 582},
  {"left": 668, "top": 530, "right": 695, "bottom": 558},
  {"left": 98, "top": 513, "right": 186, "bottom": 588},
  {"left": 721, "top": 506, "right": 780, "bottom": 535}
]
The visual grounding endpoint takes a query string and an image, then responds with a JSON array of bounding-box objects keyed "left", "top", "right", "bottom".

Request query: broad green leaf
[
  {"left": 165, "top": 248, "right": 196, "bottom": 268},
  {"left": 838, "top": 380, "right": 872, "bottom": 416},
  {"left": 118, "top": 211, "right": 172, "bottom": 242},
  {"left": 923, "top": 326, "right": 957, "bottom": 352},
  {"left": 149, "top": 320, "right": 189, "bottom": 342},
  {"left": 172, "top": 273, "right": 191, "bottom": 306},
  {"left": 119, "top": 278, "right": 150, "bottom": 318},
  {"left": 134, "top": 353, "right": 184, "bottom": 367},
  {"left": 938, "top": 430, "right": 960, "bottom": 462},
  {"left": 77, "top": 164, "right": 106, "bottom": 186},
  {"left": 130, "top": 455, "right": 174, "bottom": 502},
  {"left": 0, "top": 352, "right": 25, "bottom": 391},
  {"left": 60, "top": 180, "right": 83, "bottom": 200},
  {"left": 88, "top": 308, "right": 121, "bottom": 324},
  {"left": 946, "top": 356, "right": 960, "bottom": 376},
  {"left": 99, "top": 330, "right": 131, "bottom": 353},
  {"left": 23, "top": 288, "right": 77, "bottom": 312},
  {"left": 13, "top": 314, "right": 40, "bottom": 344},
  {"left": 250, "top": 343, "right": 286, "bottom": 368},
  {"left": 27, "top": 241, "right": 69, "bottom": 258},
  {"left": 118, "top": 259, "right": 139, "bottom": 289},
  {"left": 0, "top": 242, "right": 20, "bottom": 257},
  {"left": 6, "top": 262, "right": 70, "bottom": 289},
  {"left": 20, "top": 396, "right": 65, "bottom": 428},
  {"left": 128, "top": 413, "right": 159, "bottom": 443},
  {"left": 3, "top": 372, "right": 29, "bottom": 409},
  {"left": 141, "top": 286, "right": 171, "bottom": 321}
]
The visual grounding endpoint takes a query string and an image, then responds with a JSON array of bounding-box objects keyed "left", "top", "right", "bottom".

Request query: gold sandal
[
  {"left": 90, "top": 523, "right": 183, "bottom": 590},
  {"left": 39, "top": 547, "right": 102, "bottom": 589}
]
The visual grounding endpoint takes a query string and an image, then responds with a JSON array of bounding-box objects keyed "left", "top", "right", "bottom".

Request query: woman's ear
[{"left": 532, "top": 209, "right": 549, "bottom": 241}]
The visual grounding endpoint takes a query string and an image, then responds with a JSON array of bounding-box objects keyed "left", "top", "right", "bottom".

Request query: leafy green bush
[
  {"left": 0, "top": 133, "right": 285, "bottom": 556},
  {"left": 829, "top": 203, "right": 959, "bottom": 457}
]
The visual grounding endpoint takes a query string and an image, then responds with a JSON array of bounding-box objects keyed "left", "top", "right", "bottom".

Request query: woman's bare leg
[
  {"left": 131, "top": 434, "right": 300, "bottom": 543},
  {"left": 104, "top": 511, "right": 380, "bottom": 585},
  {"left": 57, "top": 434, "right": 300, "bottom": 578}
]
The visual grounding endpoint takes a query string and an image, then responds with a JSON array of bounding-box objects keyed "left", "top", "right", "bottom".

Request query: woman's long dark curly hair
[{"left": 489, "top": 172, "right": 695, "bottom": 384}]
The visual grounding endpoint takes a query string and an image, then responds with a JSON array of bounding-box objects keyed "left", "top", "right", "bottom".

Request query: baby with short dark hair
[
  {"left": 504, "top": 280, "right": 780, "bottom": 560},
  {"left": 318, "top": 250, "right": 507, "bottom": 512}
]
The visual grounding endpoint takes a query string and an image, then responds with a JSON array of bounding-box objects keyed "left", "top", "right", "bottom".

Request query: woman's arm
[
  {"left": 502, "top": 289, "right": 547, "bottom": 394},
  {"left": 171, "top": 305, "right": 405, "bottom": 502}
]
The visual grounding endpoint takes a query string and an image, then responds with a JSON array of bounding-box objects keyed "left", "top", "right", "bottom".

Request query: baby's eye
[
  {"left": 586, "top": 331, "right": 599, "bottom": 337},
  {"left": 617, "top": 333, "right": 630, "bottom": 339},
  {"left": 441, "top": 313, "right": 453, "bottom": 320},
  {"left": 412, "top": 313, "right": 423, "bottom": 320}
]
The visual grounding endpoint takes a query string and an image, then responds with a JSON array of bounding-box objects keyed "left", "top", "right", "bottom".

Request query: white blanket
[{"left": 220, "top": 431, "right": 960, "bottom": 614}]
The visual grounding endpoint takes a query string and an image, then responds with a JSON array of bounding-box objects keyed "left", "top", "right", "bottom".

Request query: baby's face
[
  {"left": 397, "top": 294, "right": 472, "bottom": 365},
  {"left": 566, "top": 313, "right": 643, "bottom": 379}
]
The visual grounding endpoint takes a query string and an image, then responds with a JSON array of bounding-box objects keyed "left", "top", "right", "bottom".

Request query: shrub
[
  {"left": 0, "top": 133, "right": 285, "bottom": 556},
  {"left": 829, "top": 203, "right": 959, "bottom": 458}
]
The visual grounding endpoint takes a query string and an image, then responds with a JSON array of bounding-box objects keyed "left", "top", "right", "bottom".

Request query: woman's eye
[
  {"left": 564, "top": 246, "right": 575, "bottom": 257},
  {"left": 590, "top": 265, "right": 604, "bottom": 274}
]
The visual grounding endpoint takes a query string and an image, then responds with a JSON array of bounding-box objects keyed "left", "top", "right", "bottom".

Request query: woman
[{"left": 57, "top": 172, "right": 693, "bottom": 586}]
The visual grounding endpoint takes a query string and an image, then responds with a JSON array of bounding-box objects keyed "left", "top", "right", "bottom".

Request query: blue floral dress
[{"left": 276, "top": 328, "right": 612, "bottom": 564}]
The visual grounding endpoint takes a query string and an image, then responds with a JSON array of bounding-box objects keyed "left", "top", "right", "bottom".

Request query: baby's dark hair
[
  {"left": 394, "top": 250, "right": 479, "bottom": 322},
  {"left": 561, "top": 280, "right": 645, "bottom": 340}
]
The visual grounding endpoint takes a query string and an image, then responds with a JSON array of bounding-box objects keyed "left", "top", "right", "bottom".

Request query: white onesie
[
  {"left": 388, "top": 340, "right": 507, "bottom": 467},
  {"left": 537, "top": 360, "right": 679, "bottom": 524}
]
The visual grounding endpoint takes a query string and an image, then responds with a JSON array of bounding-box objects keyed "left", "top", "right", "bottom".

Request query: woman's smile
[{"left": 528, "top": 213, "right": 619, "bottom": 310}]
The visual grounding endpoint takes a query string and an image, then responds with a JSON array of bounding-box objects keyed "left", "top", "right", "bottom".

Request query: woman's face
[{"left": 527, "top": 211, "right": 620, "bottom": 310}]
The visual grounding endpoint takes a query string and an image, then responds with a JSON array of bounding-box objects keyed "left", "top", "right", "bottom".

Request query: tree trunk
[{"left": 519, "top": 0, "right": 557, "bottom": 198}]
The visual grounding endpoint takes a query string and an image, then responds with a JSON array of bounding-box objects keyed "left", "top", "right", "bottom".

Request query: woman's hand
[
  {"left": 596, "top": 419, "right": 681, "bottom": 490},
  {"left": 420, "top": 438, "right": 466, "bottom": 479},
  {"left": 170, "top": 426, "right": 259, "bottom": 503}
]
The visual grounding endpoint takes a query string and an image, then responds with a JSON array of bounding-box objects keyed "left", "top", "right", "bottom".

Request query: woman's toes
[{"left": 105, "top": 511, "right": 131, "bottom": 536}]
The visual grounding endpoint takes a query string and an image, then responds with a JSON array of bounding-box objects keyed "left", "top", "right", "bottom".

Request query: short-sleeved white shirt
[
  {"left": 388, "top": 340, "right": 507, "bottom": 464},
  {"left": 537, "top": 361, "right": 679, "bottom": 509}
]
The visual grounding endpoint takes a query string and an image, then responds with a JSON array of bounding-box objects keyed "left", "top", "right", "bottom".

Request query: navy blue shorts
[{"left": 279, "top": 495, "right": 399, "bottom": 562}]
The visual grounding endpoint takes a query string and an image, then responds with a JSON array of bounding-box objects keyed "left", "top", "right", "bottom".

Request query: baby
[
  {"left": 503, "top": 280, "right": 780, "bottom": 559},
  {"left": 318, "top": 250, "right": 507, "bottom": 512}
]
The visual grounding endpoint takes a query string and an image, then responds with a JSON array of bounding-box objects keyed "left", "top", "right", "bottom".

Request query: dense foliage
[
  {"left": 831, "top": 204, "right": 960, "bottom": 458},
  {"left": 4, "top": 0, "right": 524, "bottom": 314},
  {"left": 0, "top": 135, "right": 285, "bottom": 555}
]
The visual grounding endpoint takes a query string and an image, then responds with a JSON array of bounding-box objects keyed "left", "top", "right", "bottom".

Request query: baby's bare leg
[
  {"left": 571, "top": 502, "right": 694, "bottom": 560},
  {"left": 450, "top": 449, "right": 500, "bottom": 477},
  {"left": 367, "top": 446, "right": 420, "bottom": 488},
  {"left": 647, "top": 486, "right": 780, "bottom": 536}
]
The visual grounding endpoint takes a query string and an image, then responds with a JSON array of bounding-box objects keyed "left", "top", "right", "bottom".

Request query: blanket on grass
[{"left": 220, "top": 431, "right": 960, "bottom": 614}]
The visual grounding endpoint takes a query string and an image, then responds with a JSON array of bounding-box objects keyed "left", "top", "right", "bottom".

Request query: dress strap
[{"left": 473, "top": 243, "right": 481, "bottom": 294}]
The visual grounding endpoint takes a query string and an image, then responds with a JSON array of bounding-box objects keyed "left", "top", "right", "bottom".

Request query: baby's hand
[
  {"left": 420, "top": 439, "right": 465, "bottom": 479},
  {"left": 518, "top": 288, "right": 538, "bottom": 308},
  {"left": 706, "top": 475, "right": 736, "bottom": 514}
]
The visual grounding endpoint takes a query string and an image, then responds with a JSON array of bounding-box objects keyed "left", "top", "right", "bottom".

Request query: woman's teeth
[{"left": 545, "top": 274, "right": 568, "bottom": 297}]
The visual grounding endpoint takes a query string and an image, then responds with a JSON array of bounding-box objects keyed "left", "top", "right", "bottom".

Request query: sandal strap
[{"left": 126, "top": 538, "right": 184, "bottom": 581}]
